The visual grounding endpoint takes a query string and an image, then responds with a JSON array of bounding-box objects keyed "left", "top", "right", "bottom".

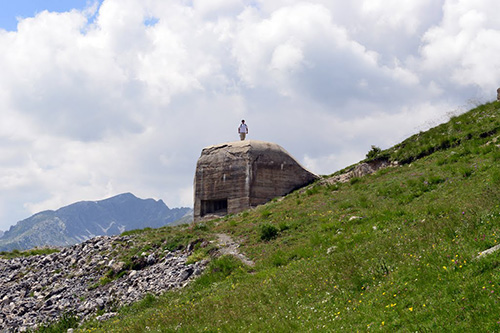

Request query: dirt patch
[
  {"left": 215, "top": 233, "right": 255, "bottom": 267},
  {"left": 321, "top": 159, "right": 393, "bottom": 185}
]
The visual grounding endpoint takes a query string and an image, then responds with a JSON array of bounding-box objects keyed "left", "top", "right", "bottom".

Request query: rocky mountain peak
[{"left": 0, "top": 193, "right": 192, "bottom": 252}]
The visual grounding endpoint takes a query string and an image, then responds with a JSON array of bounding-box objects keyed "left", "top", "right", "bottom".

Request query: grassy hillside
[{"left": 59, "top": 102, "right": 499, "bottom": 332}]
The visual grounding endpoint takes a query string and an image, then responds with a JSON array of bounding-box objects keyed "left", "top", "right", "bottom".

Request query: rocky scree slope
[{"left": 0, "top": 235, "right": 206, "bottom": 331}]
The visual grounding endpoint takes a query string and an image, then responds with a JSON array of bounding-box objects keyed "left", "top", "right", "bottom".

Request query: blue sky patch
[{"left": 0, "top": 0, "right": 101, "bottom": 31}]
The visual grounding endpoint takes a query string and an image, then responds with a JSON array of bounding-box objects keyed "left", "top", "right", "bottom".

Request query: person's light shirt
[{"left": 239, "top": 124, "right": 248, "bottom": 133}]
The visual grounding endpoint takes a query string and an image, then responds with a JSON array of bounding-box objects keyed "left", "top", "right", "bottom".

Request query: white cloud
[
  {"left": 270, "top": 39, "right": 304, "bottom": 73},
  {"left": 419, "top": 0, "right": 500, "bottom": 92},
  {"left": 232, "top": 2, "right": 425, "bottom": 110},
  {"left": 0, "top": 0, "right": 499, "bottom": 230},
  {"left": 193, "top": 0, "right": 246, "bottom": 19},
  {"left": 360, "top": 0, "right": 436, "bottom": 35}
]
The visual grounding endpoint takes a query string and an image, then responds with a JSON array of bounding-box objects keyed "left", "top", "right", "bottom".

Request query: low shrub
[
  {"left": 37, "top": 312, "right": 78, "bottom": 333},
  {"left": 261, "top": 210, "right": 272, "bottom": 218},
  {"left": 260, "top": 223, "right": 278, "bottom": 241},
  {"left": 366, "top": 145, "right": 382, "bottom": 159}
]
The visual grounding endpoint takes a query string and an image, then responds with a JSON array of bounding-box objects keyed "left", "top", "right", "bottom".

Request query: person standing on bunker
[{"left": 238, "top": 119, "right": 248, "bottom": 141}]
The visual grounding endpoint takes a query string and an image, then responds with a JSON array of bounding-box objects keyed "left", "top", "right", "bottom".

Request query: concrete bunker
[
  {"left": 200, "top": 199, "right": 228, "bottom": 217},
  {"left": 194, "top": 140, "right": 318, "bottom": 222}
]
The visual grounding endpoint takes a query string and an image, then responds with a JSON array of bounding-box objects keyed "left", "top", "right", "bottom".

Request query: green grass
[
  {"left": 42, "top": 102, "right": 500, "bottom": 331},
  {"left": 37, "top": 312, "right": 79, "bottom": 332},
  {"left": 0, "top": 247, "right": 59, "bottom": 259}
]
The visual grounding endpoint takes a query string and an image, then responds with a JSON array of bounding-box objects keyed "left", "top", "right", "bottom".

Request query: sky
[{"left": 0, "top": 0, "right": 499, "bottom": 231}]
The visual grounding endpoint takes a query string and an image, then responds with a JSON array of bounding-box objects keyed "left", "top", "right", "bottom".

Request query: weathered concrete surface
[{"left": 194, "top": 140, "right": 318, "bottom": 221}]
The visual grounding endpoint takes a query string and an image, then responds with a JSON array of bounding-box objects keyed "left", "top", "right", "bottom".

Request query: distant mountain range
[{"left": 0, "top": 193, "right": 192, "bottom": 252}]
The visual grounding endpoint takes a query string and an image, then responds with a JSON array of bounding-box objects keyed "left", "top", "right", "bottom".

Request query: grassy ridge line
[
  {"left": 385, "top": 101, "right": 499, "bottom": 164},
  {"left": 0, "top": 247, "right": 59, "bottom": 259},
  {"left": 63, "top": 102, "right": 500, "bottom": 332}
]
